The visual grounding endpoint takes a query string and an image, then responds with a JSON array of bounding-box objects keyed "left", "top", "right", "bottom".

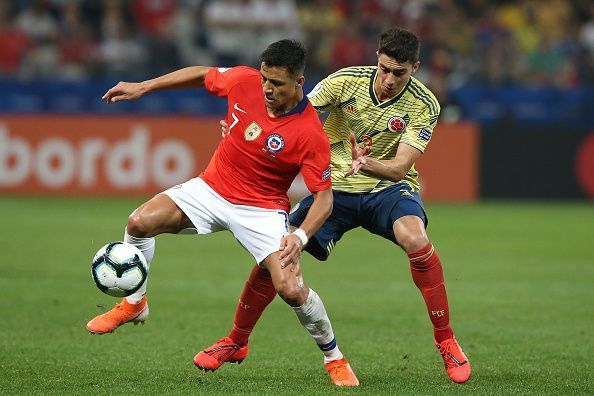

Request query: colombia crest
[{"left": 388, "top": 116, "right": 406, "bottom": 132}]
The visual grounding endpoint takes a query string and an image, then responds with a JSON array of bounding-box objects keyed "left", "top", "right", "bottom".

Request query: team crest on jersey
[
  {"left": 244, "top": 121, "right": 262, "bottom": 141},
  {"left": 388, "top": 116, "right": 407, "bottom": 132},
  {"left": 265, "top": 134, "right": 285, "bottom": 153}
]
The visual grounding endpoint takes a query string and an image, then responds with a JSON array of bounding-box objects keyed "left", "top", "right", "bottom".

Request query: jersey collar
[
  {"left": 368, "top": 68, "right": 411, "bottom": 108},
  {"left": 277, "top": 95, "right": 309, "bottom": 118}
]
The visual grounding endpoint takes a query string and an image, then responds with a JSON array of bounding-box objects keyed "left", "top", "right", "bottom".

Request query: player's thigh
[
  {"left": 229, "top": 206, "right": 289, "bottom": 264},
  {"left": 289, "top": 191, "right": 359, "bottom": 261},
  {"left": 161, "top": 177, "right": 228, "bottom": 235},
  {"left": 360, "top": 183, "right": 428, "bottom": 247},
  {"left": 128, "top": 193, "right": 193, "bottom": 236}
]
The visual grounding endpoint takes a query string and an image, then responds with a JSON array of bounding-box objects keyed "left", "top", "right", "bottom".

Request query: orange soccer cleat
[
  {"left": 86, "top": 297, "right": 148, "bottom": 334},
  {"left": 435, "top": 337, "right": 471, "bottom": 383},
  {"left": 194, "top": 337, "right": 249, "bottom": 372},
  {"left": 324, "top": 357, "right": 360, "bottom": 386}
]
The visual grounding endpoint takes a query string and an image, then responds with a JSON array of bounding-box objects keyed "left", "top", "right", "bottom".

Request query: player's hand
[
  {"left": 102, "top": 82, "right": 146, "bottom": 104},
  {"left": 220, "top": 119, "right": 229, "bottom": 138},
  {"left": 346, "top": 133, "right": 371, "bottom": 177},
  {"left": 279, "top": 234, "right": 302, "bottom": 271},
  {"left": 349, "top": 133, "right": 371, "bottom": 160},
  {"left": 345, "top": 156, "right": 368, "bottom": 177}
]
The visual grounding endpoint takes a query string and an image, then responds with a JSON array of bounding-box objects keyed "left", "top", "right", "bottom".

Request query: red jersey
[{"left": 200, "top": 66, "right": 331, "bottom": 212}]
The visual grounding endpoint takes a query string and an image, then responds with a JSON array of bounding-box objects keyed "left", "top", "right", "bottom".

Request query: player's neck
[
  {"left": 374, "top": 78, "right": 408, "bottom": 102},
  {"left": 267, "top": 90, "right": 304, "bottom": 117}
]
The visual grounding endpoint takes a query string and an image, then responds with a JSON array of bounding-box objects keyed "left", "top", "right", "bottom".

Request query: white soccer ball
[{"left": 91, "top": 242, "right": 148, "bottom": 297}]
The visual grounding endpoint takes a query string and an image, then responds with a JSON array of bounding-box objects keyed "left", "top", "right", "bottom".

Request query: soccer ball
[{"left": 91, "top": 242, "right": 148, "bottom": 297}]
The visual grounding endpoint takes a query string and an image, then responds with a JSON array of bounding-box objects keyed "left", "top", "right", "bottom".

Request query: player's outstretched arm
[
  {"left": 354, "top": 142, "right": 422, "bottom": 182},
  {"left": 279, "top": 187, "right": 333, "bottom": 270},
  {"left": 102, "top": 66, "right": 212, "bottom": 103}
]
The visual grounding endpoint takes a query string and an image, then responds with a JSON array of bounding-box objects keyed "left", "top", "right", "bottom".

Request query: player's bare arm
[
  {"left": 279, "top": 187, "right": 333, "bottom": 270},
  {"left": 102, "top": 66, "right": 212, "bottom": 103},
  {"left": 349, "top": 141, "right": 422, "bottom": 182}
]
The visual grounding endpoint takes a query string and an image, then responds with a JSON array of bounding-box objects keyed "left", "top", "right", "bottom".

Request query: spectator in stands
[
  {"left": 172, "top": 0, "right": 214, "bottom": 67},
  {"left": 100, "top": 0, "right": 147, "bottom": 79},
  {"left": 203, "top": 0, "right": 251, "bottom": 66},
  {"left": 0, "top": 0, "right": 30, "bottom": 75},
  {"left": 57, "top": 1, "right": 100, "bottom": 80},
  {"left": 16, "top": 0, "right": 57, "bottom": 42},
  {"left": 329, "top": 23, "right": 370, "bottom": 71}
]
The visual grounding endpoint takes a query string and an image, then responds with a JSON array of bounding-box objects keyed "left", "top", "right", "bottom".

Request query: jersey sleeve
[
  {"left": 400, "top": 99, "right": 440, "bottom": 153},
  {"left": 306, "top": 75, "right": 341, "bottom": 113},
  {"left": 300, "top": 129, "right": 332, "bottom": 193},
  {"left": 204, "top": 66, "right": 253, "bottom": 97}
]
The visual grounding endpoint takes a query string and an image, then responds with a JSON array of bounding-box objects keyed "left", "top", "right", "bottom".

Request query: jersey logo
[
  {"left": 388, "top": 116, "right": 407, "bottom": 132},
  {"left": 265, "top": 134, "right": 285, "bottom": 153},
  {"left": 244, "top": 121, "right": 262, "bottom": 141},
  {"left": 339, "top": 97, "right": 357, "bottom": 114},
  {"left": 322, "top": 167, "right": 331, "bottom": 180},
  {"left": 399, "top": 188, "right": 413, "bottom": 198},
  {"left": 218, "top": 67, "right": 230, "bottom": 73},
  {"left": 234, "top": 103, "right": 247, "bottom": 114}
]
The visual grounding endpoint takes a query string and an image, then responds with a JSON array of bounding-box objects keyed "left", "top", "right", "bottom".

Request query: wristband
[{"left": 292, "top": 228, "right": 308, "bottom": 246}]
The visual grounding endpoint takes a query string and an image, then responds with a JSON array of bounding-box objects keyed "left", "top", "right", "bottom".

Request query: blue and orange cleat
[
  {"left": 194, "top": 337, "right": 248, "bottom": 372},
  {"left": 435, "top": 337, "right": 471, "bottom": 383}
]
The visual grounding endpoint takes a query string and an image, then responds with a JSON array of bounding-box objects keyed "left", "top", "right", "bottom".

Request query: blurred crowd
[{"left": 1, "top": 0, "right": 594, "bottom": 105}]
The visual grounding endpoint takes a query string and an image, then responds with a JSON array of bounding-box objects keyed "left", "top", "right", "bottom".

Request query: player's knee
[
  {"left": 275, "top": 280, "right": 306, "bottom": 307},
  {"left": 127, "top": 211, "right": 155, "bottom": 238},
  {"left": 399, "top": 233, "right": 430, "bottom": 254}
]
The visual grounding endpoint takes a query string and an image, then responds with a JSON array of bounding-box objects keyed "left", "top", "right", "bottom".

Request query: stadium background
[{"left": 1, "top": 0, "right": 593, "bottom": 394}]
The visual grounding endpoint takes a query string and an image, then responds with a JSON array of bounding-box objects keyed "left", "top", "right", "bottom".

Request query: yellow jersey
[{"left": 307, "top": 66, "right": 440, "bottom": 193}]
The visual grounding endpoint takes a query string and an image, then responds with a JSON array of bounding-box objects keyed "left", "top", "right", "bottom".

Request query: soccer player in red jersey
[{"left": 86, "top": 39, "right": 359, "bottom": 387}]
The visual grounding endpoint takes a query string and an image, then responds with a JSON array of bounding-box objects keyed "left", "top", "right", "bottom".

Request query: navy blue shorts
[{"left": 289, "top": 183, "right": 428, "bottom": 261}]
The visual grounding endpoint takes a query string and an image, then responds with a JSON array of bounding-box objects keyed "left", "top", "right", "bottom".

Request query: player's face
[
  {"left": 260, "top": 63, "right": 304, "bottom": 115},
  {"left": 375, "top": 53, "right": 420, "bottom": 100}
]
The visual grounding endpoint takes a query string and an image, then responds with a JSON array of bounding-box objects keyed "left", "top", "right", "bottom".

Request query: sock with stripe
[
  {"left": 408, "top": 242, "right": 454, "bottom": 343},
  {"left": 292, "top": 288, "right": 343, "bottom": 363},
  {"left": 228, "top": 265, "right": 277, "bottom": 347}
]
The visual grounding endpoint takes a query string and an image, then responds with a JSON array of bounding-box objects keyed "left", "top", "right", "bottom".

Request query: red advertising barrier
[
  {"left": 0, "top": 116, "right": 222, "bottom": 196},
  {"left": 415, "top": 121, "right": 480, "bottom": 202},
  {"left": 0, "top": 116, "right": 480, "bottom": 201}
]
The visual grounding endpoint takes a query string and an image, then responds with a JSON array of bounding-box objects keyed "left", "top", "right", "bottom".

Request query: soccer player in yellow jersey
[{"left": 196, "top": 28, "right": 471, "bottom": 384}]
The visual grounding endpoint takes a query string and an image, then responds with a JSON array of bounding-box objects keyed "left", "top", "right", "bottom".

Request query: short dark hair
[
  {"left": 259, "top": 39, "right": 306, "bottom": 77},
  {"left": 378, "top": 27, "right": 420, "bottom": 64}
]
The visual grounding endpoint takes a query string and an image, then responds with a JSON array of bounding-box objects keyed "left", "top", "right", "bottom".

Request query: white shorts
[{"left": 163, "top": 177, "right": 289, "bottom": 263}]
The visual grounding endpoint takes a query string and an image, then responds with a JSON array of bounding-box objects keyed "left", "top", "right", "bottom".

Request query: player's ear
[
  {"left": 412, "top": 61, "right": 420, "bottom": 74},
  {"left": 296, "top": 75, "right": 305, "bottom": 87}
]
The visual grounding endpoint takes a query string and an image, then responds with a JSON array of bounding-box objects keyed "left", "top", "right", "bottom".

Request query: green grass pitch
[{"left": 0, "top": 197, "right": 593, "bottom": 395}]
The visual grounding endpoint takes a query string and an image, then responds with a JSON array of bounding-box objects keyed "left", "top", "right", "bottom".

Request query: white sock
[
  {"left": 292, "top": 288, "right": 344, "bottom": 363},
  {"left": 124, "top": 230, "right": 155, "bottom": 304}
]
